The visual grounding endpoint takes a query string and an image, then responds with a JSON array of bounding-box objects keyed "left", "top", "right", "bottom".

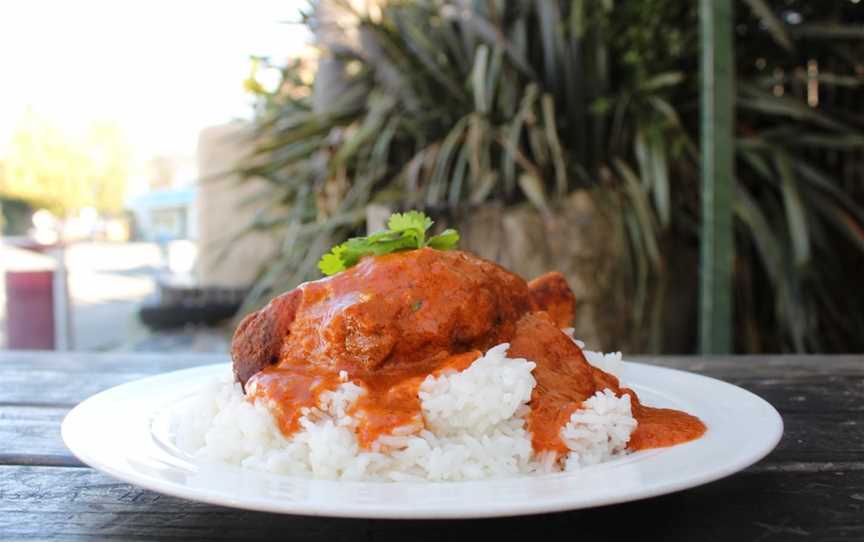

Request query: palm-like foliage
[
  {"left": 732, "top": 0, "right": 864, "bottom": 351},
  {"left": 238, "top": 0, "right": 864, "bottom": 353}
]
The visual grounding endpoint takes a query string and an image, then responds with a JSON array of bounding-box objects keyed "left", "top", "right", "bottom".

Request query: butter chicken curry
[{"left": 231, "top": 247, "right": 705, "bottom": 460}]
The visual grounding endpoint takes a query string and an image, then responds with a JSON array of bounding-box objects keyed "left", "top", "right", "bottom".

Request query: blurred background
[{"left": 1, "top": 0, "right": 862, "bottom": 356}]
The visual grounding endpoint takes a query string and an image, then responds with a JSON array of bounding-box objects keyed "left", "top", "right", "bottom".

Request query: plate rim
[{"left": 62, "top": 360, "right": 784, "bottom": 519}]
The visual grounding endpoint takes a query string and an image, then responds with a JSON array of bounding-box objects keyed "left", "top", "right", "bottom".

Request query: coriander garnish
[{"left": 318, "top": 211, "right": 460, "bottom": 276}]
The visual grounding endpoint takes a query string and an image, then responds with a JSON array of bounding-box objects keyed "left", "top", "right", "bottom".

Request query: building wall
[{"left": 195, "top": 121, "right": 280, "bottom": 289}]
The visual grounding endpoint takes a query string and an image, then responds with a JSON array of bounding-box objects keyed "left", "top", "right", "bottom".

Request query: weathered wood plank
[
  {"left": 2, "top": 402, "right": 861, "bottom": 471},
  {"left": 0, "top": 352, "right": 860, "bottom": 376},
  {"left": 0, "top": 351, "right": 225, "bottom": 373},
  {"left": 1, "top": 368, "right": 859, "bottom": 416},
  {"left": 0, "top": 368, "right": 201, "bottom": 407},
  {"left": 0, "top": 353, "right": 862, "bottom": 539},
  {"left": 0, "top": 465, "right": 861, "bottom": 541},
  {"left": 0, "top": 359, "right": 860, "bottom": 466},
  {"left": 0, "top": 352, "right": 224, "bottom": 407},
  {"left": 0, "top": 365, "right": 224, "bottom": 407},
  {"left": 769, "top": 413, "right": 864, "bottom": 464},
  {"left": 722, "top": 376, "right": 863, "bottom": 414},
  {"left": 0, "top": 405, "right": 82, "bottom": 466},
  {"left": 0, "top": 406, "right": 864, "bottom": 465},
  {"left": 1, "top": 353, "right": 861, "bottom": 408},
  {"left": 636, "top": 355, "right": 864, "bottom": 376}
]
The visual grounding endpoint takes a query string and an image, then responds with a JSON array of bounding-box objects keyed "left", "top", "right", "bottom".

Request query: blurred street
[
  {"left": 1, "top": 242, "right": 230, "bottom": 352},
  {"left": 65, "top": 242, "right": 159, "bottom": 350}
]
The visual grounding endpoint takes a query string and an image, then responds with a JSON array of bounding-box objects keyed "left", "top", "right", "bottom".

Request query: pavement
[{"left": 1, "top": 241, "right": 230, "bottom": 353}]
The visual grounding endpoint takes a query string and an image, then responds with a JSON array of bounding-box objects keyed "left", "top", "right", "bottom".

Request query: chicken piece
[
  {"left": 508, "top": 311, "right": 597, "bottom": 453},
  {"left": 528, "top": 272, "right": 576, "bottom": 328},
  {"left": 509, "top": 312, "right": 707, "bottom": 453},
  {"left": 508, "top": 311, "right": 596, "bottom": 402},
  {"left": 232, "top": 248, "right": 534, "bottom": 387},
  {"left": 231, "top": 288, "right": 302, "bottom": 388}
]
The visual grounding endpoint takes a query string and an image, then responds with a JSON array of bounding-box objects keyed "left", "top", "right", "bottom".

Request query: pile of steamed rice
[{"left": 172, "top": 332, "right": 636, "bottom": 481}]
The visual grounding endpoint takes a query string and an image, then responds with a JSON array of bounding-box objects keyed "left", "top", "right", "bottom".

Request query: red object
[{"left": 5, "top": 270, "right": 55, "bottom": 349}]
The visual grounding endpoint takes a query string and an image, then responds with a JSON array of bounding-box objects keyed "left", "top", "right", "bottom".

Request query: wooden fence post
[{"left": 699, "top": 0, "right": 735, "bottom": 353}]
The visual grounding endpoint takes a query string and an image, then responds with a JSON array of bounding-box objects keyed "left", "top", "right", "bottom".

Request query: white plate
[{"left": 62, "top": 361, "right": 782, "bottom": 519}]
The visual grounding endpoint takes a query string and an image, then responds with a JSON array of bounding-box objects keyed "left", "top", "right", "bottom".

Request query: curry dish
[{"left": 231, "top": 247, "right": 706, "bottom": 460}]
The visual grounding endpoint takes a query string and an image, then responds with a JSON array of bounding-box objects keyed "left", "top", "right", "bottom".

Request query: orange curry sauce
[
  {"left": 247, "top": 351, "right": 482, "bottom": 449},
  {"left": 242, "top": 249, "right": 705, "bottom": 458}
]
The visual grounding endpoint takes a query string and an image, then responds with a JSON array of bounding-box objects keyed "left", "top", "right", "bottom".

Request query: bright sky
[{"left": 0, "top": 0, "right": 309, "bottom": 159}]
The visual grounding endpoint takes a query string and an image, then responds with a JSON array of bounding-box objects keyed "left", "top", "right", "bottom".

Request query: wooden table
[{"left": 2, "top": 352, "right": 861, "bottom": 541}]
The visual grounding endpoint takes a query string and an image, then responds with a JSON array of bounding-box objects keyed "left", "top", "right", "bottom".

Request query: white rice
[
  {"left": 562, "top": 390, "right": 637, "bottom": 469},
  {"left": 173, "top": 339, "right": 636, "bottom": 481},
  {"left": 420, "top": 344, "right": 536, "bottom": 436},
  {"left": 563, "top": 327, "right": 624, "bottom": 378}
]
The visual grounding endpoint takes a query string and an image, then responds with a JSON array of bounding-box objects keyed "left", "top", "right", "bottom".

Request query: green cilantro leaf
[
  {"left": 318, "top": 210, "right": 460, "bottom": 276},
  {"left": 427, "top": 228, "right": 460, "bottom": 250},
  {"left": 388, "top": 211, "right": 433, "bottom": 247},
  {"left": 387, "top": 211, "right": 433, "bottom": 236},
  {"left": 318, "top": 251, "right": 347, "bottom": 275}
]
